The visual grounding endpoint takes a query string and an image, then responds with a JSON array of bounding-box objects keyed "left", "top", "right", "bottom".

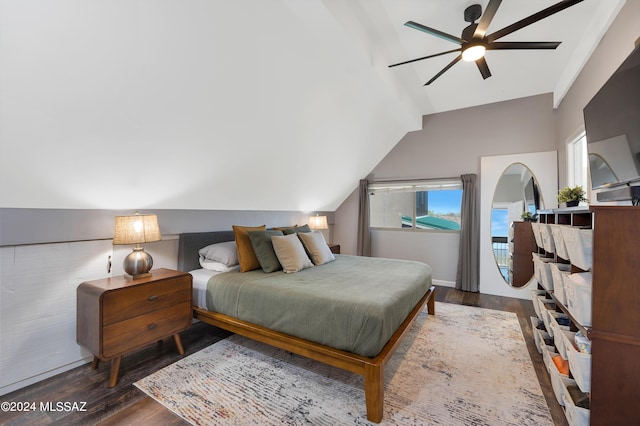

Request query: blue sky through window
[
  {"left": 492, "top": 209, "right": 508, "bottom": 237},
  {"left": 426, "top": 190, "right": 462, "bottom": 215}
]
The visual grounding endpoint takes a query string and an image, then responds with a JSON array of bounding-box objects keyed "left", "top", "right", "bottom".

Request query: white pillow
[
  {"left": 198, "top": 241, "right": 238, "bottom": 266},
  {"left": 199, "top": 259, "right": 240, "bottom": 272},
  {"left": 271, "top": 233, "right": 313, "bottom": 273},
  {"left": 297, "top": 231, "right": 335, "bottom": 266}
]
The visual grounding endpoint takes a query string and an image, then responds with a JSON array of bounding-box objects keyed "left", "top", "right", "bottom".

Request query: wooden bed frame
[{"left": 179, "top": 231, "right": 436, "bottom": 423}]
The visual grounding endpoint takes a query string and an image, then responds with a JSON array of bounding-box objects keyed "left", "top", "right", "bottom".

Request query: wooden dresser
[
  {"left": 510, "top": 221, "right": 537, "bottom": 287},
  {"left": 77, "top": 268, "right": 192, "bottom": 387}
]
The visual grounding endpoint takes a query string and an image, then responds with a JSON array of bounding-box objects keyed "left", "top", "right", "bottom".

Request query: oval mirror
[
  {"left": 491, "top": 163, "right": 542, "bottom": 287},
  {"left": 589, "top": 153, "right": 618, "bottom": 188}
]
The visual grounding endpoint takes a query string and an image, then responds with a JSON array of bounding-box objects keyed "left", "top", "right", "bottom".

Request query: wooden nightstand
[
  {"left": 77, "top": 268, "right": 192, "bottom": 387},
  {"left": 328, "top": 243, "right": 340, "bottom": 254}
]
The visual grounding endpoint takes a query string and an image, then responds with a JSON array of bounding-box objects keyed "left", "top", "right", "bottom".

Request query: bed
[{"left": 178, "top": 230, "right": 435, "bottom": 423}]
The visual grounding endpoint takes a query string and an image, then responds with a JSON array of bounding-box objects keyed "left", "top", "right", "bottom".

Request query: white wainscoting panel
[{"left": 0, "top": 240, "right": 112, "bottom": 395}]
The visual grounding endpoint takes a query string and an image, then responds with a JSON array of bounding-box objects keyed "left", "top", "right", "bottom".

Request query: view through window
[
  {"left": 568, "top": 132, "right": 588, "bottom": 189},
  {"left": 491, "top": 207, "right": 509, "bottom": 281},
  {"left": 369, "top": 179, "right": 462, "bottom": 231}
]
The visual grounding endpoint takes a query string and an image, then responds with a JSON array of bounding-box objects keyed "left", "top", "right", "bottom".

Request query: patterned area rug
[{"left": 135, "top": 302, "right": 552, "bottom": 425}]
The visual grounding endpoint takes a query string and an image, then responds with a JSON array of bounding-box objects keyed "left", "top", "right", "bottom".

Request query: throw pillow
[
  {"left": 280, "top": 224, "right": 312, "bottom": 235},
  {"left": 271, "top": 233, "right": 313, "bottom": 273},
  {"left": 232, "top": 225, "right": 267, "bottom": 272},
  {"left": 298, "top": 231, "right": 335, "bottom": 266},
  {"left": 248, "top": 230, "right": 284, "bottom": 273}
]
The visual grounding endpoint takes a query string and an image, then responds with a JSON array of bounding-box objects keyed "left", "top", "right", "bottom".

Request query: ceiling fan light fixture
[{"left": 462, "top": 44, "right": 486, "bottom": 62}]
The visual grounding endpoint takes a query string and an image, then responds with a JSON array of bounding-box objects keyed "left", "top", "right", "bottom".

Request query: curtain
[
  {"left": 456, "top": 173, "right": 479, "bottom": 292},
  {"left": 356, "top": 179, "right": 371, "bottom": 256}
]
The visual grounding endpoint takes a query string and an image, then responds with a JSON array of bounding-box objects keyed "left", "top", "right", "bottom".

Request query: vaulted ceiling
[
  {"left": 0, "top": 0, "right": 625, "bottom": 212},
  {"left": 335, "top": 0, "right": 624, "bottom": 114}
]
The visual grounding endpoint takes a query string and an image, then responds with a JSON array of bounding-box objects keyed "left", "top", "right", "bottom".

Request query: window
[
  {"left": 491, "top": 207, "right": 509, "bottom": 281},
  {"left": 568, "top": 132, "right": 588, "bottom": 189},
  {"left": 369, "top": 179, "right": 462, "bottom": 231}
]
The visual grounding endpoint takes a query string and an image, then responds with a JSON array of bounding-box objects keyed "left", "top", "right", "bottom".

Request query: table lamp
[
  {"left": 309, "top": 215, "right": 328, "bottom": 230},
  {"left": 113, "top": 212, "right": 162, "bottom": 279}
]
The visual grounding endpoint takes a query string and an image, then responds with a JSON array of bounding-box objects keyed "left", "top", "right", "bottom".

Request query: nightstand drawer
[
  {"left": 103, "top": 277, "right": 191, "bottom": 325},
  {"left": 102, "top": 301, "right": 191, "bottom": 357}
]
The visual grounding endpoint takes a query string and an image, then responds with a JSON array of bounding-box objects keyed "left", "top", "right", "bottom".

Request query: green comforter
[{"left": 206, "top": 255, "right": 432, "bottom": 357}]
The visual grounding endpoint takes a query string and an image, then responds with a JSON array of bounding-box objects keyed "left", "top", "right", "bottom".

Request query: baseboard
[
  {"left": 432, "top": 279, "right": 455, "bottom": 288},
  {"left": 0, "top": 356, "right": 92, "bottom": 397}
]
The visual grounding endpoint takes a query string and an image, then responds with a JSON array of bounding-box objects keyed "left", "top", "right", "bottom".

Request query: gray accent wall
[
  {"left": 0, "top": 208, "right": 333, "bottom": 246},
  {"left": 555, "top": 1, "right": 640, "bottom": 189},
  {"left": 335, "top": 93, "right": 557, "bottom": 288}
]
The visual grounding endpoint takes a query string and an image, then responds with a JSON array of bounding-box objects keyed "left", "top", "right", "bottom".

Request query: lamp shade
[
  {"left": 113, "top": 214, "right": 162, "bottom": 245},
  {"left": 309, "top": 215, "right": 328, "bottom": 230}
]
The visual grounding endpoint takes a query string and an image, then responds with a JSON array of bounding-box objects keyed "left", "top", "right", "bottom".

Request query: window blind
[{"left": 368, "top": 178, "right": 462, "bottom": 194}]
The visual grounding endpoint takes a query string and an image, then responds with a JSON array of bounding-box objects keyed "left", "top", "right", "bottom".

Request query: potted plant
[
  {"left": 521, "top": 211, "right": 537, "bottom": 222},
  {"left": 557, "top": 185, "right": 588, "bottom": 207}
]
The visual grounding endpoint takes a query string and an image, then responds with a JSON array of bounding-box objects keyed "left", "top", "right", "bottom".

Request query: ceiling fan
[{"left": 388, "top": 0, "right": 584, "bottom": 85}]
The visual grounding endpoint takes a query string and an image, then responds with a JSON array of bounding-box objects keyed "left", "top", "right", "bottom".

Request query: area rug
[{"left": 134, "top": 303, "right": 552, "bottom": 425}]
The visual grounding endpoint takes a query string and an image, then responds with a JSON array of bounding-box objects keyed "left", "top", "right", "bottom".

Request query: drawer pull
[
  {"left": 148, "top": 295, "right": 158, "bottom": 301},
  {"left": 148, "top": 323, "right": 157, "bottom": 330}
]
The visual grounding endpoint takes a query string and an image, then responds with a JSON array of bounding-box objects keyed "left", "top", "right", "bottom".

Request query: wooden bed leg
[
  {"left": 364, "top": 363, "right": 384, "bottom": 423},
  {"left": 427, "top": 286, "right": 436, "bottom": 315}
]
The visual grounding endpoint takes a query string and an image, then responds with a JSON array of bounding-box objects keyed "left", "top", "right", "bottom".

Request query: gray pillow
[
  {"left": 281, "top": 224, "right": 311, "bottom": 235},
  {"left": 198, "top": 241, "right": 238, "bottom": 266},
  {"left": 248, "top": 230, "right": 284, "bottom": 273}
]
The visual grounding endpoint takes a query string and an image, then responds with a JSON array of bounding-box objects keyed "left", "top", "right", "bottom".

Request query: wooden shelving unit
[{"left": 533, "top": 206, "right": 640, "bottom": 425}]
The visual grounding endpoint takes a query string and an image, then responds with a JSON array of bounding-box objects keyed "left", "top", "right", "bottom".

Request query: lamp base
[
  {"left": 122, "top": 247, "right": 154, "bottom": 280},
  {"left": 124, "top": 272, "right": 153, "bottom": 280}
]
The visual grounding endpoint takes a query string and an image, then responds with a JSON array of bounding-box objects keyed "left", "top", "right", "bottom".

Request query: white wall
[{"left": 0, "top": 0, "right": 420, "bottom": 213}]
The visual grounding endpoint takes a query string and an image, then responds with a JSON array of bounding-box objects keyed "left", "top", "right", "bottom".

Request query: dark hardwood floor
[{"left": 0, "top": 286, "right": 567, "bottom": 425}]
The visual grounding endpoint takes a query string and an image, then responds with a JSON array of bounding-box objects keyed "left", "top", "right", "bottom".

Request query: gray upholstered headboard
[{"left": 177, "top": 230, "right": 235, "bottom": 272}]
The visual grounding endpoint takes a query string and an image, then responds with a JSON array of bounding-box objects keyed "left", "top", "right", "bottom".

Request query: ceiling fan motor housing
[{"left": 464, "top": 4, "right": 482, "bottom": 23}]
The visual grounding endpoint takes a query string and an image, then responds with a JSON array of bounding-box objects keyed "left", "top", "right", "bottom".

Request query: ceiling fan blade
[
  {"left": 424, "top": 54, "right": 462, "bottom": 86},
  {"left": 487, "top": 0, "right": 584, "bottom": 43},
  {"left": 388, "top": 48, "right": 462, "bottom": 68},
  {"left": 405, "top": 21, "right": 466, "bottom": 45},
  {"left": 487, "top": 41, "right": 561, "bottom": 50},
  {"left": 476, "top": 57, "right": 492, "bottom": 80},
  {"left": 473, "top": 0, "right": 502, "bottom": 39}
]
